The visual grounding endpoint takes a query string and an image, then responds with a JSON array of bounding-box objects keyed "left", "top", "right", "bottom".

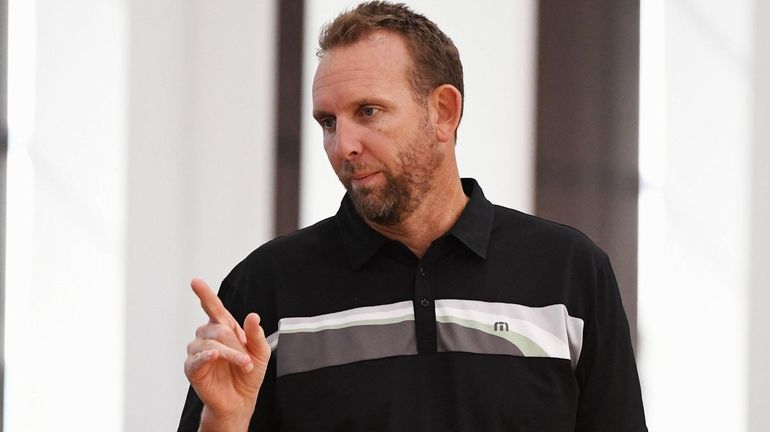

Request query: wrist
[{"left": 198, "top": 405, "right": 253, "bottom": 432}]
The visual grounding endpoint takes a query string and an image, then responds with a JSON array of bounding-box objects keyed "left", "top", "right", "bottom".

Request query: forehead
[{"left": 312, "top": 31, "right": 413, "bottom": 107}]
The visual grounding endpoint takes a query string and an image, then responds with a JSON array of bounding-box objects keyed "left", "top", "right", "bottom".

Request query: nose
[{"left": 331, "top": 118, "right": 363, "bottom": 161}]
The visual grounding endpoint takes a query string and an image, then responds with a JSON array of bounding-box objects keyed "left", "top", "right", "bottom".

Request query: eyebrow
[
  {"left": 312, "top": 97, "right": 390, "bottom": 121},
  {"left": 352, "top": 97, "right": 388, "bottom": 107},
  {"left": 312, "top": 110, "right": 331, "bottom": 122}
]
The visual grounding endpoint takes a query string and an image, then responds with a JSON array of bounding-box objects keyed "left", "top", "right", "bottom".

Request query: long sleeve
[{"left": 574, "top": 254, "right": 647, "bottom": 431}]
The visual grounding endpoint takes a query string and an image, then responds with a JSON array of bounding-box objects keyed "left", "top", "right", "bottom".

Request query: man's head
[
  {"left": 312, "top": 2, "right": 464, "bottom": 226},
  {"left": 318, "top": 1, "right": 464, "bottom": 132}
]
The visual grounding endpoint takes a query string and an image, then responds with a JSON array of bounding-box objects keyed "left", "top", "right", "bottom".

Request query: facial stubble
[{"left": 342, "top": 117, "right": 442, "bottom": 226}]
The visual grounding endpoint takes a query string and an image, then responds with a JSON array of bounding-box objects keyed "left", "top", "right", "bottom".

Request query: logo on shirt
[{"left": 493, "top": 321, "right": 509, "bottom": 332}]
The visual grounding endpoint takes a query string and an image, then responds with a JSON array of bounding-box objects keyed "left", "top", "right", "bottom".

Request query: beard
[
  {"left": 342, "top": 160, "right": 414, "bottom": 226},
  {"left": 340, "top": 118, "right": 442, "bottom": 226}
]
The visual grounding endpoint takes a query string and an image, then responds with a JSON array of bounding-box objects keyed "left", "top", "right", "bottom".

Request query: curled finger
[
  {"left": 198, "top": 339, "right": 254, "bottom": 373},
  {"left": 195, "top": 322, "right": 245, "bottom": 350},
  {"left": 184, "top": 348, "right": 216, "bottom": 380}
]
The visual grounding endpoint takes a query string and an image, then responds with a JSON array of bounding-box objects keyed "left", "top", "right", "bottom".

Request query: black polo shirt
[{"left": 179, "top": 178, "right": 647, "bottom": 432}]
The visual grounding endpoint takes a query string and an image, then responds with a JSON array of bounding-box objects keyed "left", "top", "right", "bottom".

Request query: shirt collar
[
  {"left": 449, "top": 178, "right": 494, "bottom": 260},
  {"left": 335, "top": 177, "right": 495, "bottom": 270}
]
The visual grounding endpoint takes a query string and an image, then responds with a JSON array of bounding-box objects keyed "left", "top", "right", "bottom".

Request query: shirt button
[
  {"left": 419, "top": 266, "right": 427, "bottom": 277},
  {"left": 420, "top": 298, "right": 430, "bottom": 308}
]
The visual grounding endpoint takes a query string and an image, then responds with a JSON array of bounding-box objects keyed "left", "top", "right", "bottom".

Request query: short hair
[{"left": 318, "top": 1, "right": 464, "bottom": 124}]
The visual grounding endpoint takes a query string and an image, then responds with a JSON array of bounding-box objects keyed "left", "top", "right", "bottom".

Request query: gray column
[
  {"left": 0, "top": 0, "right": 7, "bottom": 429},
  {"left": 535, "top": 0, "right": 640, "bottom": 342},
  {"left": 274, "top": 0, "right": 304, "bottom": 236}
]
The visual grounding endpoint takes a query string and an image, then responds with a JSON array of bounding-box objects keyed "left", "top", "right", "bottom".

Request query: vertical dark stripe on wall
[
  {"left": 274, "top": 0, "right": 305, "bottom": 236},
  {"left": 0, "top": 0, "right": 8, "bottom": 428},
  {"left": 535, "top": 1, "right": 640, "bottom": 343}
]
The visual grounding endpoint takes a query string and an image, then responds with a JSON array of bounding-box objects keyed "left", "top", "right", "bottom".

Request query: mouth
[{"left": 350, "top": 171, "right": 381, "bottom": 187}]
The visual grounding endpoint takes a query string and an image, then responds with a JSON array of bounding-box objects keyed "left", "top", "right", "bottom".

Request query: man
[{"left": 179, "top": 2, "right": 647, "bottom": 431}]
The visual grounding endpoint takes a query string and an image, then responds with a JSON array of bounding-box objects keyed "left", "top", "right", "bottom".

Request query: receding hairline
[
  {"left": 315, "top": 29, "right": 430, "bottom": 104},
  {"left": 315, "top": 29, "right": 416, "bottom": 68}
]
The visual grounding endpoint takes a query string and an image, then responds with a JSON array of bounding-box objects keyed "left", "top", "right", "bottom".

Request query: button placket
[{"left": 414, "top": 260, "right": 437, "bottom": 353}]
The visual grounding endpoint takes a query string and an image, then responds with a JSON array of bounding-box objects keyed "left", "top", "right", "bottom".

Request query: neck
[{"left": 365, "top": 175, "right": 469, "bottom": 258}]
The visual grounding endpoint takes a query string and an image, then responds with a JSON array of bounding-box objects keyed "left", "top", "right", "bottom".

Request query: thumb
[{"left": 244, "top": 313, "right": 272, "bottom": 369}]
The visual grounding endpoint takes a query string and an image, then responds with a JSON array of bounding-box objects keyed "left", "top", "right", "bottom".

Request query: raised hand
[{"left": 184, "top": 278, "right": 272, "bottom": 431}]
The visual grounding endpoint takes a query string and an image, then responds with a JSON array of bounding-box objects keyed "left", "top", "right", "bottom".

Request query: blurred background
[{"left": 0, "top": 0, "right": 767, "bottom": 430}]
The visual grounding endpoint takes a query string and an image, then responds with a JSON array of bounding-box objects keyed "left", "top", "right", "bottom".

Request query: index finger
[{"left": 191, "top": 277, "right": 236, "bottom": 325}]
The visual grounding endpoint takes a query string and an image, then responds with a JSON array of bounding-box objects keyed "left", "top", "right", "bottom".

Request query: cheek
[{"left": 324, "top": 143, "right": 341, "bottom": 172}]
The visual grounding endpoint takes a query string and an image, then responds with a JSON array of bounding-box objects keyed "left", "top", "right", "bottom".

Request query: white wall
[
  {"left": 5, "top": 0, "right": 276, "bottom": 430},
  {"left": 300, "top": 0, "right": 537, "bottom": 226},
  {"left": 5, "top": 0, "right": 127, "bottom": 430},
  {"left": 638, "top": 0, "right": 770, "bottom": 430},
  {"left": 748, "top": 1, "right": 770, "bottom": 430},
  {"left": 125, "top": 0, "right": 276, "bottom": 430}
]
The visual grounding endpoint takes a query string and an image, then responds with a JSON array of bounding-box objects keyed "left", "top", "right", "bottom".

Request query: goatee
[{"left": 344, "top": 162, "right": 414, "bottom": 226}]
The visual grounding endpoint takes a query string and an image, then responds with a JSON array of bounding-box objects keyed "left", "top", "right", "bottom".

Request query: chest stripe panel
[
  {"left": 268, "top": 299, "right": 584, "bottom": 377},
  {"left": 435, "top": 299, "right": 584, "bottom": 369}
]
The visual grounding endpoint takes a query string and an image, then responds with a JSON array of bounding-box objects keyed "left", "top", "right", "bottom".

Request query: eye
[
  {"left": 319, "top": 117, "right": 336, "bottom": 130},
  {"left": 359, "top": 106, "right": 380, "bottom": 118}
]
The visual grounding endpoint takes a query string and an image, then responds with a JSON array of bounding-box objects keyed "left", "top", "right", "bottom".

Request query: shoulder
[
  {"left": 490, "top": 204, "right": 607, "bottom": 265},
  {"left": 255, "top": 216, "right": 340, "bottom": 257},
  {"left": 217, "top": 216, "right": 343, "bottom": 328},
  {"left": 226, "top": 215, "right": 341, "bottom": 282},
  {"left": 487, "top": 204, "right": 622, "bottom": 325}
]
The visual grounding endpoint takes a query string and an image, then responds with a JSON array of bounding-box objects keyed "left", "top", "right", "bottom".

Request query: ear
[{"left": 431, "top": 84, "right": 463, "bottom": 145}]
